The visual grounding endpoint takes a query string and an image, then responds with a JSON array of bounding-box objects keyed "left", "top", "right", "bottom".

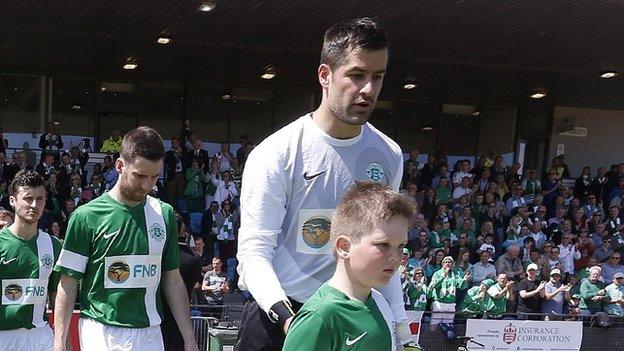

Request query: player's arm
[
  {"left": 236, "top": 145, "right": 293, "bottom": 326},
  {"left": 283, "top": 312, "right": 332, "bottom": 351},
  {"left": 52, "top": 212, "right": 89, "bottom": 351},
  {"left": 53, "top": 275, "right": 78, "bottom": 351},
  {"left": 163, "top": 269, "right": 199, "bottom": 351}
]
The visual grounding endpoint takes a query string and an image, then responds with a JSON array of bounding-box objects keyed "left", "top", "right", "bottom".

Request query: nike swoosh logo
[
  {"left": 346, "top": 331, "right": 367, "bottom": 346},
  {"left": 103, "top": 229, "right": 121, "bottom": 239},
  {"left": 0, "top": 258, "right": 16, "bottom": 265},
  {"left": 303, "top": 170, "right": 326, "bottom": 181}
]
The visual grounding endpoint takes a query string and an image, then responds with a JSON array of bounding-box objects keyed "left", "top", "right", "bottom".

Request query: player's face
[
  {"left": 321, "top": 48, "right": 387, "bottom": 126},
  {"left": 10, "top": 185, "right": 46, "bottom": 225},
  {"left": 117, "top": 156, "right": 162, "bottom": 204},
  {"left": 348, "top": 216, "right": 407, "bottom": 290}
]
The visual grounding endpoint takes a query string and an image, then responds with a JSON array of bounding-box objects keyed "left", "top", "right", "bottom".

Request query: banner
[
  {"left": 405, "top": 310, "right": 424, "bottom": 344},
  {"left": 465, "top": 319, "right": 582, "bottom": 351}
]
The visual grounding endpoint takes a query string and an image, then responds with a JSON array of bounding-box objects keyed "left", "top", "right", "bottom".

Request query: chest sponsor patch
[
  {"left": 104, "top": 255, "right": 161, "bottom": 289},
  {"left": 366, "top": 162, "right": 386, "bottom": 183},
  {"left": 297, "top": 209, "right": 333, "bottom": 255},
  {"left": 2, "top": 278, "right": 48, "bottom": 305}
]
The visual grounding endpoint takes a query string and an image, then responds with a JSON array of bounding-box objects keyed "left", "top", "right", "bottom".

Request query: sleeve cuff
[{"left": 53, "top": 265, "right": 84, "bottom": 280}]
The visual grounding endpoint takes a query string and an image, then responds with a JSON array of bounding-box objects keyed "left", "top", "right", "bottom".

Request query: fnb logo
[
  {"left": 24, "top": 286, "right": 46, "bottom": 296},
  {"left": 133, "top": 264, "right": 158, "bottom": 278}
]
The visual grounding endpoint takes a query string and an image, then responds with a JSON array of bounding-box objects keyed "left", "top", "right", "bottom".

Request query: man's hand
[
  {"left": 283, "top": 316, "right": 294, "bottom": 335},
  {"left": 537, "top": 281, "right": 547, "bottom": 291}
]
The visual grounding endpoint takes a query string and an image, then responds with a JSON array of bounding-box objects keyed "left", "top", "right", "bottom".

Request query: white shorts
[
  {"left": 79, "top": 318, "right": 164, "bottom": 351},
  {"left": 0, "top": 326, "right": 54, "bottom": 351}
]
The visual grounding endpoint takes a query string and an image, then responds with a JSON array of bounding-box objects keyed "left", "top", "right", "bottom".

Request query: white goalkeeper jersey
[{"left": 237, "top": 113, "right": 404, "bottom": 317}]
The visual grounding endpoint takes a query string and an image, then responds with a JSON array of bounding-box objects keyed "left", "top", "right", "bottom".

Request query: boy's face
[{"left": 346, "top": 216, "right": 408, "bottom": 290}]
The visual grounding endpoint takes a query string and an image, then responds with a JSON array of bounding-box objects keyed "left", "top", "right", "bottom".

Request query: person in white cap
[
  {"left": 540, "top": 268, "right": 571, "bottom": 320},
  {"left": 604, "top": 272, "right": 624, "bottom": 316},
  {"left": 516, "top": 263, "right": 546, "bottom": 320}
]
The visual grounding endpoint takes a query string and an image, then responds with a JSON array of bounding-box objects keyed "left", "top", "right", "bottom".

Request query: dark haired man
[
  {"left": 164, "top": 136, "right": 186, "bottom": 208},
  {"left": 53, "top": 127, "right": 198, "bottom": 351},
  {"left": 0, "top": 170, "right": 63, "bottom": 350},
  {"left": 236, "top": 18, "right": 409, "bottom": 351}
]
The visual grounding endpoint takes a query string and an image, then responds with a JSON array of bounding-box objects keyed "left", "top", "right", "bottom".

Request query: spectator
[
  {"left": 540, "top": 268, "right": 571, "bottom": 320},
  {"left": 405, "top": 267, "right": 428, "bottom": 311},
  {"left": 102, "top": 155, "right": 118, "bottom": 190},
  {"left": 5, "top": 151, "right": 33, "bottom": 184},
  {"left": 431, "top": 164, "right": 450, "bottom": 189},
  {"left": 35, "top": 153, "right": 56, "bottom": 180},
  {"left": 541, "top": 171, "right": 560, "bottom": 208},
  {"left": 100, "top": 129, "right": 122, "bottom": 154},
  {"left": 184, "top": 157, "right": 205, "bottom": 213},
  {"left": 505, "top": 184, "right": 527, "bottom": 215},
  {"left": 405, "top": 149, "right": 420, "bottom": 170},
  {"left": 0, "top": 151, "right": 7, "bottom": 183},
  {"left": 524, "top": 248, "right": 547, "bottom": 282},
  {"left": 235, "top": 135, "right": 248, "bottom": 166},
  {"left": 435, "top": 177, "right": 452, "bottom": 205},
  {"left": 164, "top": 137, "right": 186, "bottom": 209},
  {"left": 452, "top": 160, "right": 473, "bottom": 188},
  {"left": 545, "top": 244, "right": 566, "bottom": 278},
  {"left": 402, "top": 159, "right": 419, "bottom": 189},
  {"left": 49, "top": 220, "right": 62, "bottom": 239},
  {"left": 69, "top": 145, "right": 89, "bottom": 183},
  {"left": 579, "top": 266, "right": 606, "bottom": 315},
  {"left": 209, "top": 170, "right": 238, "bottom": 211},
  {"left": 459, "top": 279, "right": 495, "bottom": 318},
  {"left": 605, "top": 205, "right": 623, "bottom": 237},
  {"left": 529, "top": 221, "right": 547, "bottom": 250},
  {"left": 39, "top": 121, "right": 63, "bottom": 159},
  {"left": 558, "top": 234, "right": 580, "bottom": 275},
  {"left": 193, "top": 235, "right": 213, "bottom": 273},
  {"left": 185, "top": 137, "right": 210, "bottom": 173},
  {"left": 468, "top": 251, "right": 496, "bottom": 286},
  {"left": 408, "top": 248, "right": 425, "bottom": 269},
  {"left": 200, "top": 200, "right": 222, "bottom": 258},
  {"left": 0, "top": 127, "right": 8, "bottom": 154},
  {"left": 602, "top": 252, "right": 624, "bottom": 282},
  {"left": 202, "top": 256, "right": 229, "bottom": 304},
  {"left": 583, "top": 194, "right": 604, "bottom": 219},
  {"left": 229, "top": 157, "right": 243, "bottom": 195},
  {"left": 453, "top": 176, "right": 474, "bottom": 200},
  {"left": 425, "top": 248, "right": 445, "bottom": 280},
  {"left": 421, "top": 154, "right": 437, "bottom": 187},
  {"left": 593, "top": 236, "right": 613, "bottom": 263},
  {"left": 522, "top": 169, "right": 541, "bottom": 201},
  {"left": 495, "top": 245, "right": 525, "bottom": 281},
  {"left": 215, "top": 142, "right": 235, "bottom": 173},
  {"left": 179, "top": 119, "right": 193, "bottom": 150},
  {"left": 604, "top": 272, "right": 624, "bottom": 317},
  {"left": 428, "top": 256, "right": 469, "bottom": 327},
  {"left": 516, "top": 263, "right": 546, "bottom": 320},
  {"left": 487, "top": 273, "right": 514, "bottom": 318}
]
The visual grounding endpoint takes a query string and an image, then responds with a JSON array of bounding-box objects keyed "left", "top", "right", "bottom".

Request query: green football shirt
[
  {"left": 53, "top": 193, "right": 180, "bottom": 328},
  {"left": 283, "top": 284, "right": 395, "bottom": 351},
  {"left": 0, "top": 228, "right": 61, "bottom": 330}
]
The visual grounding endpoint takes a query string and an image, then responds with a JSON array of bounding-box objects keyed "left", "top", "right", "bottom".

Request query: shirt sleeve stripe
[{"left": 56, "top": 249, "right": 88, "bottom": 273}]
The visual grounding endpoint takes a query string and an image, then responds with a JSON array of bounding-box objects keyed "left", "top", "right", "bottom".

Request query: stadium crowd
[
  {"left": 399, "top": 150, "right": 624, "bottom": 325},
  {"left": 1, "top": 121, "right": 623, "bottom": 321}
]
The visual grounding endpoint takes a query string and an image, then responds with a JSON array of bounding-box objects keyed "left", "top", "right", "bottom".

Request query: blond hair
[{"left": 330, "top": 181, "right": 416, "bottom": 255}]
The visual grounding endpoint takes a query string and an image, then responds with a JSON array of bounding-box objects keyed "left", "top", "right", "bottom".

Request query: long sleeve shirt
[{"left": 558, "top": 244, "right": 581, "bottom": 274}]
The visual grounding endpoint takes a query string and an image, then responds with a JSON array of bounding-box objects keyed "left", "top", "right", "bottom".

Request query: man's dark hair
[
  {"left": 320, "top": 17, "right": 388, "bottom": 70},
  {"left": 120, "top": 126, "right": 165, "bottom": 162},
  {"left": 10, "top": 170, "right": 44, "bottom": 195}
]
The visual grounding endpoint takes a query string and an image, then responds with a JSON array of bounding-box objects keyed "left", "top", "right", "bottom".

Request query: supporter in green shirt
[
  {"left": 579, "top": 266, "right": 606, "bottom": 314},
  {"left": 459, "top": 279, "right": 495, "bottom": 318}
]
